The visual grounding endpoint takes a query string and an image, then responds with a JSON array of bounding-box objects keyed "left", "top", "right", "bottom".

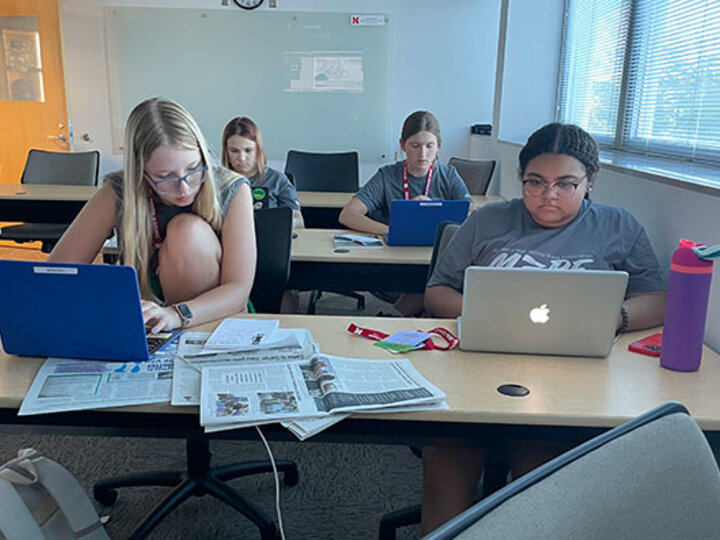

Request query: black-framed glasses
[
  {"left": 521, "top": 176, "right": 585, "bottom": 200},
  {"left": 145, "top": 165, "right": 208, "bottom": 194}
]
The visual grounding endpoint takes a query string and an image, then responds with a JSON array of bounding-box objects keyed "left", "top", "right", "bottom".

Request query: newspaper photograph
[
  {"left": 172, "top": 329, "right": 319, "bottom": 406},
  {"left": 200, "top": 354, "right": 445, "bottom": 427},
  {"left": 19, "top": 355, "right": 175, "bottom": 416}
]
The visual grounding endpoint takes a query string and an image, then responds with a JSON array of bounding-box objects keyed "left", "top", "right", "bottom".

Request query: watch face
[
  {"left": 177, "top": 303, "right": 192, "bottom": 319},
  {"left": 233, "top": 0, "right": 264, "bottom": 9}
]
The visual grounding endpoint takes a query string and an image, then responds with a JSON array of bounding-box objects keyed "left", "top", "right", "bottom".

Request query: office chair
[
  {"left": 378, "top": 221, "right": 510, "bottom": 540},
  {"left": 0, "top": 149, "right": 100, "bottom": 252},
  {"left": 93, "top": 209, "right": 298, "bottom": 539},
  {"left": 284, "top": 149, "right": 365, "bottom": 312},
  {"left": 250, "top": 207, "right": 293, "bottom": 313},
  {"left": 284, "top": 149, "right": 359, "bottom": 192},
  {"left": 447, "top": 157, "right": 496, "bottom": 195},
  {"left": 424, "top": 402, "right": 720, "bottom": 540}
]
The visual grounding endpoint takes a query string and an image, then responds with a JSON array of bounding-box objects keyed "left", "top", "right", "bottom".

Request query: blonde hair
[
  {"left": 121, "top": 97, "right": 231, "bottom": 300},
  {"left": 221, "top": 116, "right": 267, "bottom": 180}
]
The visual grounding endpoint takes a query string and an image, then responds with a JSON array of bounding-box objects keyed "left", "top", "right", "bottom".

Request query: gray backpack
[{"left": 0, "top": 448, "right": 110, "bottom": 539}]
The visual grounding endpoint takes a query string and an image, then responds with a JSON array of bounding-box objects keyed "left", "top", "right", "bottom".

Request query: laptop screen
[
  {"left": 0, "top": 260, "right": 163, "bottom": 362},
  {"left": 459, "top": 267, "right": 628, "bottom": 357},
  {"left": 386, "top": 199, "right": 469, "bottom": 246}
]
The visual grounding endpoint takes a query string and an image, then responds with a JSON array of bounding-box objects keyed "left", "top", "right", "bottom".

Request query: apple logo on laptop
[{"left": 529, "top": 304, "right": 550, "bottom": 324}]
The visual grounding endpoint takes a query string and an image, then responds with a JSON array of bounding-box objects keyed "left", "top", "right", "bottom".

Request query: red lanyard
[
  {"left": 148, "top": 196, "right": 163, "bottom": 250},
  {"left": 347, "top": 323, "right": 459, "bottom": 351},
  {"left": 403, "top": 162, "right": 434, "bottom": 200}
]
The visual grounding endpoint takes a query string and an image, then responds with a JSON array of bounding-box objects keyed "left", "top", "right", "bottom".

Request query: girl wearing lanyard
[
  {"left": 49, "top": 97, "right": 256, "bottom": 332},
  {"left": 339, "top": 111, "right": 473, "bottom": 316},
  {"left": 339, "top": 110, "right": 473, "bottom": 236}
]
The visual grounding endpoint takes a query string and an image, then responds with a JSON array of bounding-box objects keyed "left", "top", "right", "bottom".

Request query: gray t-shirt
[
  {"left": 248, "top": 166, "right": 300, "bottom": 211},
  {"left": 106, "top": 165, "right": 247, "bottom": 239},
  {"left": 428, "top": 198, "right": 665, "bottom": 296},
  {"left": 354, "top": 161, "right": 472, "bottom": 225}
]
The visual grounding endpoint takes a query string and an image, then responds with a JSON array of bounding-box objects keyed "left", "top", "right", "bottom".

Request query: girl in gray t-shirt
[
  {"left": 340, "top": 110, "right": 473, "bottom": 316},
  {"left": 48, "top": 97, "right": 256, "bottom": 332},
  {"left": 222, "top": 116, "right": 304, "bottom": 229},
  {"left": 421, "top": 123, "right": 667, "bottom": 534}
]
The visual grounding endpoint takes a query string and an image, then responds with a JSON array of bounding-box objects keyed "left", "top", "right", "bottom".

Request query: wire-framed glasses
[
  {"left": 521, "top": 176, "right": 585, "bottom": 199},
  {"left": 145, "top": 165, "right": 208, "bottom": 194}
]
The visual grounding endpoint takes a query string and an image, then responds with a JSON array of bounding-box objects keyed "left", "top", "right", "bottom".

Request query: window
[{"left": 558, "top": 0, "right": 720, "bottom": 166}]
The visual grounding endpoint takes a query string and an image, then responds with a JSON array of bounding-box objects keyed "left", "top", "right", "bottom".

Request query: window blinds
[{"left": 558, "top": 0, "right": 720, "bottom": 165}]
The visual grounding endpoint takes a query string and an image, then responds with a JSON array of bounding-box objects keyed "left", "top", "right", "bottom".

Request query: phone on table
[{"left": 628, "top": 332, "right": 662, "bottom": 357}]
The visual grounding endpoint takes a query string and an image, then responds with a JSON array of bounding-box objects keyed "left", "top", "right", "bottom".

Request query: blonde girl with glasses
[
  {"left": 50, "top": 97, "right": 256, "bottom": 332},
  {"left": 421, "top": 122, "right": 667, "bottom": 533}
]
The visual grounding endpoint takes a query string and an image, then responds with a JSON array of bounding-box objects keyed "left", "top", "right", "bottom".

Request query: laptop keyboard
[{"left": 146, "top": 330, "right": 181, "bottom": 356}]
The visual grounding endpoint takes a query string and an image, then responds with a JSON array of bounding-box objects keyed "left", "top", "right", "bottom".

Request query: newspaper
[
  {"left": 203, "top": 318, "right": 280, "bottom": 350},
  {"left": 281, "top": 400, "right": 450, "bottom": 441},
  {"left": 171, "top": 330, "right": 319, "bottom": 406},
  {"left": 19, "top": 353, "right": 175, "bottom": 416},
  {"left": 200, "top": 354, "right": 445, "bottom": 427}
]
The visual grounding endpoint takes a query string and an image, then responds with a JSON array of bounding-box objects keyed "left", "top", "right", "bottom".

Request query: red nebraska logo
[{"left": 351, "top": 16, "right": 359, "bottom": 25}]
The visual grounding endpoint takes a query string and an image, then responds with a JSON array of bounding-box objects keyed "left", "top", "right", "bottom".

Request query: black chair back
[
  {"left": 284, "top": 150, "right": 359, "bottom": 192},
  {"left": 448, "top": 157, "right": 496, "bottom": 195},
  {"left": 251, "top": 206, "right": 293, "bottom": 313},
  {"left": 22, "top": 149, "right": 100, "bottom": 186},
  {"left": 427, "top": 221, "right": 460, "bottom": 281}
]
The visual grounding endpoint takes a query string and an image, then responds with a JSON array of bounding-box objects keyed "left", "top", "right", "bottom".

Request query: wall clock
[{"left": 233, "top": 0, "right": 264, "bottom": 10}]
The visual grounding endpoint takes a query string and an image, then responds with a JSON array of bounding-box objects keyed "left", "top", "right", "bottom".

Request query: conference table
[
  {"left": 298, "top": 192, "right": 502, "bottom": 228},
  {"left": 2, "top": 314, "right": 720, "bottom": 450},
  {"left": 0, "top": 183, "right": 501, "bottom": 229},
  {"left": 102, "top": 228, "right": 434, "bottom": 292},
  {"left": 289, "top": 229, "right": 432, "bottom": 293},
  {"left": 0, "top": 183, "right": 99, "bottom": 223}
]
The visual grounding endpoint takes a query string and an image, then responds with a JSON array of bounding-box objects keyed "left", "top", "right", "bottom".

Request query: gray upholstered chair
[
  {"left": 0, "top": 149, "right": 100, "bottom": 252},
  {"left": 424, "top": 401, "right": 720, "bottom": 539},
  {"left": 448, "top": 157, "right": 496, "bottom": 195}
]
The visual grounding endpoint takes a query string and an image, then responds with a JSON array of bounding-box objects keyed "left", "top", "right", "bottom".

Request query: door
[{"left": 0, "top": 0, "right": 69, "bottom": 183}]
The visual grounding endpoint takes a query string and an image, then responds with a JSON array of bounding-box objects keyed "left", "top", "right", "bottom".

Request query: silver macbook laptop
[{"left": 458, "top": 267, "right": 628, "bottom": 357}]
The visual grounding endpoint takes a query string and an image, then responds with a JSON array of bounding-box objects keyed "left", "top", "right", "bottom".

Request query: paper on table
[
  {"left": 19, "top": 354, "right": 176, "bottom": 416},
  {"left": 171, "top": 329, "right": 320, "bottom": 406},
  {"left": 203, "top": 318, "right": 279, "bottom": 350},
  {"left": 333, "top": 234, "right": 384, "bottom": 249}
]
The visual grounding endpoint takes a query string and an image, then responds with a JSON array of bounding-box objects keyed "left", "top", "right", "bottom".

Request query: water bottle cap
[
  {"left": 679, "top": 238, "right": 704, "bottom": 249},
  {"left": 672, "top": 243, "right": 714, "bottom": 270}
]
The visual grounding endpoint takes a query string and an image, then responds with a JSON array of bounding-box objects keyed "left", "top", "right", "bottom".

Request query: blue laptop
[
  {"left": 0, "top": 260, "right": 180, "bottom": 362},
  {"left": 385, "top": 199, "right": 470, "bottom": 246}
]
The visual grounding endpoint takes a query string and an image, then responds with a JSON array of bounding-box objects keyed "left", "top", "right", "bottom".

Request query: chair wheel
[
  {"left": 283, "top": 465, "right": 299, "bottom": 487},
  {"left": 93, "top": 486, "right": 118, "bottom": 505}
]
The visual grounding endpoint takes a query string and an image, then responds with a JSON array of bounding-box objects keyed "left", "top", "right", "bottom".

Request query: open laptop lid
[
  {"left": 459, "top": 267, "right": 628, "bottom": 357},
  {"left": 0, "top": 260, "right": 152, "bottom": 361},
  {"left": 386, "top": 199, "right": 470, "bottom": 246}
]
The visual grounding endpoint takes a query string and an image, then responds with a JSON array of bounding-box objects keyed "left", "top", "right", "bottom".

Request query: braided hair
[{"left": 519, "top": 123, "right": 599, "bottom": 183}]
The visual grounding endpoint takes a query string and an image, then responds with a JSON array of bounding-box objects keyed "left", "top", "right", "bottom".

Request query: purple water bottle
[{"left": 660, "top": 239, "right": 714, "bottom": 372}]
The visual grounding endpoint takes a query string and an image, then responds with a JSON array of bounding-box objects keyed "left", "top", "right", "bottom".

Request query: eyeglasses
[
  {"left": 521, "top": 177, "right": 585, "bottom": 200},
  {"left": 145, "top": 165, "right": 208, "bottom": 194}
]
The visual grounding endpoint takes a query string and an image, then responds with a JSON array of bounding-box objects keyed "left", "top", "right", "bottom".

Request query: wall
[{"left": 60, "top": 0, "right": 501, "bottom": 183}]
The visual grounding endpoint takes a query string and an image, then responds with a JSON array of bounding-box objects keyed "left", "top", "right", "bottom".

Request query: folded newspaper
[
  {"left": 199, "top": 353, "right": 445, "bottom": 427},
  {"left": 333, "top": 233, "right": 384, "bottom": 249}
]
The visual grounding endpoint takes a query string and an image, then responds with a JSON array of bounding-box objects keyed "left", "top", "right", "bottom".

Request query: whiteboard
[{"left": 104, "top": 7, "right": 392, "bottom": 162}]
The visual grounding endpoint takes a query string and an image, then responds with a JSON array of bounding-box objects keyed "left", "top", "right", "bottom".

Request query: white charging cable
[{"left": 255, "top": 426, "right": 286, "bottom": 540}]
